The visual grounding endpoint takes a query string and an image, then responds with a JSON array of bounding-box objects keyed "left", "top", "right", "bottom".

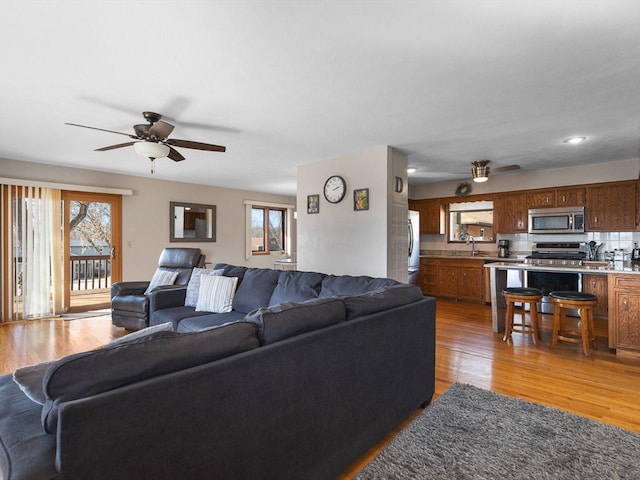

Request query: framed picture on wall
[
  {"left": 307, "top": 194, "right": 320, "bottom": 214},
  {"left": 354, "top": 188, "right": 369, "bottom": 211}
]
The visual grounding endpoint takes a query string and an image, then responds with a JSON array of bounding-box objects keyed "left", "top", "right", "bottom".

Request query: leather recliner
[{"left": 111, "top": 248, "right": 206, "bottom": 331}]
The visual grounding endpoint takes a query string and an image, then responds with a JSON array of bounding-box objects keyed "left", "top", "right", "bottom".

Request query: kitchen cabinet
[
  {"left": 582, "top": 274, "right": 608, "bottom": 318},
  {"left": 411, "top": 198, "right": 444, "bottom": 234},
  {"left": 419, "top": 258, "right": 438, "bottom": 297},
  {"left": 527, "top": 187, "right": 586, "bottom": 209},
  {"left": 436, "top": 258, "right": 484, "bottom": 302},
  {"left": 587, "top": 182, "right": 636, "bottom": 231},
  {"left": 608, "top": 274, "right": 640, "bottom": 354},
  {"left": 556, "top": 187, "right": 585, "bottom": 207},
  {"left": 493, "top": 192, "right": 528, "bottom": 233}
]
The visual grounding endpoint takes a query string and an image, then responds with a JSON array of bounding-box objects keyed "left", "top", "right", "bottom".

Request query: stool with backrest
[
  {"left": 501, "top": 287, "right": 543, "bottom": 345},
  {"left": 549, "top": 291, "right": 597, "bottom": 356}
]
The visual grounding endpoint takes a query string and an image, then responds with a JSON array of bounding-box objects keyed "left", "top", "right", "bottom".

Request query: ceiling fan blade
[
  {"left": 167, "top": 147, "right": 185, "bottom": 162},
  {"left": 148, "top": 120, "right": 175, "bottom": 140},
  {"left": 65, "top": 123, "right": 137, "bottom": 138},
  {"left": 94, "top": 141, "right": 136, "bottom": 151},
  {"left": 167, "top": 139, "right": 226, "bottom": 152},
  {"left": 492, "top": 165, "right": 521, "bottom": 173}
]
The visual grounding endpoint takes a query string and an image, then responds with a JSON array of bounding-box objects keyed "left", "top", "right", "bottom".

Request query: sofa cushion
[
  {"left": 144, "top": 270, "right": 178, "bottom": 295},
  {"left": 244, "top": 297, "right": 346, "bottom": 345},
  {"left": 214, "top": 263, "right": 249, "bottom": 284},
  {"left": 41, "top": 322, "right": 259, "bottom": 433},
  {"left": 341, "top": 284, "right": 424, "bottom": 320},
  {"left": 268, "top": 271, "right": 324, "bottom": 306},
  {"left": 319, "top": 275, "right": 399, "bottom": 297},
  {"left": 150, "top": 305, "right": 212, "bottom": 330},
  {"left": 233, "top": 268, "right": 281, "bottom": 313},
  {"left": 12, "top": 361, "right": 52, "bottom": 405},
  {"left": 185, "top": 268, "right": 224, "bottom": 307},
  {"left": 196, "top": 275, "right": 239, "bottom": 313},
  {"left": 12, "top": 322, "right": 176, "bottom": 406},
  {"left": 177, "top": 311, "right": 247, "bottom": 333}
]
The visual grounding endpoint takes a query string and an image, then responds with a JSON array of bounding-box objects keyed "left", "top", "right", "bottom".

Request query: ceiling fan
[
  {"left": 66, "top": 111, "right": 226, "bottom": 173},
  {"left": 470, "top": 159, "right": 520, "bottom": 183}
]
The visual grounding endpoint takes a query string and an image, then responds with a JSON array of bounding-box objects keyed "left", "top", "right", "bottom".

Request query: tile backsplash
[{"left": 420, "top": 231, "right": 640, "bottom": 259}]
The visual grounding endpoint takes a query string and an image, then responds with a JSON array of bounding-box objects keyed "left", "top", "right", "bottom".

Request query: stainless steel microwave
[{"left": 528, "top": 206, "right": 585, "bottom": 234}]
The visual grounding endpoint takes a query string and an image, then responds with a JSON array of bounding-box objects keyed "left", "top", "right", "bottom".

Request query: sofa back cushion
[
  {"left": 268, "top": 271, "right": 325, "bottom": 306},
  {"left": 41, "top": 322, "right": 259, "bottom": 433},
  {"left": 244, "top": 297, "right": 346, "bottom": 345},
  {"left": 319, "top": 275, "right": 399, "bottom": 297},
  {"left": 232, "top": 268, "right": 281, "bottom": 313},
  {"left": 341, "top": 284, "right": 424, "bottom": 320},
  {"left": 213, "top": 263, "right": 249, "bottom": 284}
]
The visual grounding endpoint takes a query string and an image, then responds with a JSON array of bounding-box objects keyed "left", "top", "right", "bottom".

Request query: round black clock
[{"left": 323, "top": 175, "right": 347, "bottom": 203}]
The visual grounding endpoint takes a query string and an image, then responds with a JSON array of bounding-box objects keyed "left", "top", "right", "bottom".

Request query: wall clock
[{"left": 323, "top": 175, "right": 347, "bottom": 203}]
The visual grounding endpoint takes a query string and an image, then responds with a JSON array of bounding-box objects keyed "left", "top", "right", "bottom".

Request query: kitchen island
[{"left": 485, "top": 262, "right": 640, "bottom": 357}]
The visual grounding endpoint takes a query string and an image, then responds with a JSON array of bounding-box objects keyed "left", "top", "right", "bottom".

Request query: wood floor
[{"left": 1, "top": 299, "right": 639, "bottom": 479}]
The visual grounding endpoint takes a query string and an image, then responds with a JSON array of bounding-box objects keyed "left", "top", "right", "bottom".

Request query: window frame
[{"left": 250, "top": 205, "right": 286, "bottom": 255}]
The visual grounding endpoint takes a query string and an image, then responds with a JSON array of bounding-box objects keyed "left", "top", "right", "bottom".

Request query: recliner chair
[{"left": 111, "top": 248, "right": 206, "bottom": 331}]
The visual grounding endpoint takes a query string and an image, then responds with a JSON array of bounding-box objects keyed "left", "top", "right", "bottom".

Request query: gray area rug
[
  {"left": 61, "top": 309, "right": 110, "bottom": 321},
  {"left": 355, "top": 383, "right": 640, "bottom": 479}
]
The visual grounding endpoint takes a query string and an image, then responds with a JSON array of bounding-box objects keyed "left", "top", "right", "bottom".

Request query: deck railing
[{"left": 70, "top": 254, "right": 111, "bottom": 291}]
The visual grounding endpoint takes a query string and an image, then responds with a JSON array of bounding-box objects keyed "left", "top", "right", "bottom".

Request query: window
[
  {"left": 251, "top": 206, "right": 285, "bottom": 254},
  {"left": 448, "top": 200, "right": 494, "bottom": 242}
]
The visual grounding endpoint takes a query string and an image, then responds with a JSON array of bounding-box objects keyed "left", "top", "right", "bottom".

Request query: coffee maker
[{"left": 498, "top": 239, "right": 510, "bottom": 258}]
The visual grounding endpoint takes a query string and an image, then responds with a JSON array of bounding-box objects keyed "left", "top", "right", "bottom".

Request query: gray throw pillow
[{"left": 185, "top": 268, "right": 224, "bottom": 307}]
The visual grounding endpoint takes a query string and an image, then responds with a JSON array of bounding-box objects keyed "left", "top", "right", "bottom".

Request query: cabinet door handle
[
  {"left": 562, "top": 194, "right": 566, "bottom": 202},
  {"left": 592, "top": 281, "right": 596, "bottom": 287},
  {"left": 623, "top": 300, "right": 629, "bottom": 311}
]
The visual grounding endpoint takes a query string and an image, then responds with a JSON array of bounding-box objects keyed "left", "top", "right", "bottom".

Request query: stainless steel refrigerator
[{"left": 408, "top": 210, "right": 420, "bottom": 285}]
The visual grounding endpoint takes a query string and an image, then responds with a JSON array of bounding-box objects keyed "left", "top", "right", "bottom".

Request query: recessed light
[
  {"left": 407, "top": 168, "right": 417, "bottom": 174},
  {"left": 563, "top": 136, "right": 587, "bottom": 144}
]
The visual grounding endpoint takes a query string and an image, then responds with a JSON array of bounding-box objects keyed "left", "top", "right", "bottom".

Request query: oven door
[{"left": 526, "top": 271, "right": 581, "bottom": 315}]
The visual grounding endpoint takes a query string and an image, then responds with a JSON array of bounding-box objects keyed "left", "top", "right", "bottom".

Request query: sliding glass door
[{"left": 62, "top": 191, "right": 122, "bottom": 313}]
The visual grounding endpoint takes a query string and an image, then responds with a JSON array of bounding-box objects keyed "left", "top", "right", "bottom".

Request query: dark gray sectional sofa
[{"left": 0, "top": 263, "right": 436, "bottom": 480}]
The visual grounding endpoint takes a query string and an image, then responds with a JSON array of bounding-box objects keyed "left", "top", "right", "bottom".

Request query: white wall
[
  {"left": 296, "top": 146, "right": 407, "bottom": 279},
  {"left": 409, "top": 157, "right": 640, "bottom": 199},
  {"left": 0, "top": 158, "right": 296, "bottom": 280}
]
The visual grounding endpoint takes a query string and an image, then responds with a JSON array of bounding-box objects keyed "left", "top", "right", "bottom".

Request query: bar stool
[
  {"left": 549, "top": 291, "right": 597, "bottom": 357},
  {"left": 501, "top": 287, "right": 543, "bottom": 345}
]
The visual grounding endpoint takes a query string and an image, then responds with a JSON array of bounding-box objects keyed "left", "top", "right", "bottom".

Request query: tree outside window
[{"left": 251, "top": 207, "right": 285, "bottom": 254}]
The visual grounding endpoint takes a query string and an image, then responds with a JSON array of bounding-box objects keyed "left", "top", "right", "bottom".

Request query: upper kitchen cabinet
[
  {"left": 527, "top": 186, "right": 585, "bottom": 208},
  {"left": 494, "top": 192, "right": 528, "bottom": 233},
  {"left": 411, "top": 198, "right": 444, "bottom": 234},
  {"left": 586, "top": 182, "right": 636, "bottom": 231}
]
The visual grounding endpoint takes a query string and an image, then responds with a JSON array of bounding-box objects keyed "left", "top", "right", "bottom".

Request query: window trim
[{"left": 251, "top": 206, "right": 286, "bottom": 255}]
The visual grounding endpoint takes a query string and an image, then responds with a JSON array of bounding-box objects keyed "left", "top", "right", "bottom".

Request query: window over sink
[{"left": 448, "top": 200, "right": 494, "bottom": 243}]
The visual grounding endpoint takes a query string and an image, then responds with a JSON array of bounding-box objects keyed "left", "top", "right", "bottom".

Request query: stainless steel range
[
  {"left": 524, "top": 242, "right": 585, "bottom": 267},
  {"left": 524, "top": 242, "right": 585, "bottom": 315}
]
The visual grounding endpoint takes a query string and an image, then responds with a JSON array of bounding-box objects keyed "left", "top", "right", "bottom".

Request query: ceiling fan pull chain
[{"left": 150, "top": 157, "right": 155, "bottom": 174}]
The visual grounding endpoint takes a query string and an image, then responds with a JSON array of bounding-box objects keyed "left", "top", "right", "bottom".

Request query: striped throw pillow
[
  {"left": 185, "top": 268, "right": 224, "bottom": 307},
  {"left": 196, "top": 275, "right": 238, "bottom": 313},
  {"left": 144, "top": 270, "right": 179, "bottom": 295}
]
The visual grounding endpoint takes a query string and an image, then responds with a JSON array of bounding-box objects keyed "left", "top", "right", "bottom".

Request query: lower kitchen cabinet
[
  {"left": 435, "top": 258, "right": 484, "bottom": 302},
  {"left": 582, "top": 274, "right": 608, "bottom": 318},
  {"left": 608, "top": 274, "right": 640, "bottom": 354},
  {"left": 420, "top": 258, "right": 438, "bottom": 297}
]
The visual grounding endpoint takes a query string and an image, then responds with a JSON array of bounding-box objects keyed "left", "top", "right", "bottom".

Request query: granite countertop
[
  {"left": 484, "top": 261, "right": 640, "bottom": 274},
  {"left": 419, "top": 251, "right": 525, "bottom": 262}
]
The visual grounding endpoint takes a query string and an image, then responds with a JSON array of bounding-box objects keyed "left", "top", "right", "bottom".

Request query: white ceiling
[{"left": 2, "top": 1, "right": 640, "bottom": 196}]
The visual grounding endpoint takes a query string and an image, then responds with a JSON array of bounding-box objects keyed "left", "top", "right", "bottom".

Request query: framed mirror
[{"left": 170, "top": 201, "right": 216, "bottom": 242}]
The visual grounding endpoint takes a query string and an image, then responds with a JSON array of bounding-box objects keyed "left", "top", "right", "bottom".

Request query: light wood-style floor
[{"left": 1, "top": 299, "right": 639, "bottom": 479}]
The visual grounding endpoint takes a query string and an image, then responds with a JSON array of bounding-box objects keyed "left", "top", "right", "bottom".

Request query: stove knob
[
  {"left": 561, "top": 260, "right": 568, "bottom": 266},
  {"left": 537, "top": 260, "right": 543, "bottom": 265},
  {"left": 549, "top": 260, "right": 555, "bottom": 265}
]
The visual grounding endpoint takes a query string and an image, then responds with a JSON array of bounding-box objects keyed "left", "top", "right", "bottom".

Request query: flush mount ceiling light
[
  {"left": 563, "top": 136, "right": 587, "bottom": 144},
  {"left": 471, "top": 159, "right": 490, "bottom": 183},
  {"left": 407, "top": 167, "right": 417, "bottom": 174}
]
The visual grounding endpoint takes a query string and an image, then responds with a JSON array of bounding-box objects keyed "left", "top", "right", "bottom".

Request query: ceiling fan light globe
[
  {"left": 133, "top": 141, "right": 170, "bottom": 159},
  {"left": 473, "top": 176, "right": 489, "bottom": 183}
]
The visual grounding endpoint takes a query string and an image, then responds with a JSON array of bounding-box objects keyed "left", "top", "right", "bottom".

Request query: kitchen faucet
[{"left": 466, "top": 235, "right": 478, "bottom": 256}]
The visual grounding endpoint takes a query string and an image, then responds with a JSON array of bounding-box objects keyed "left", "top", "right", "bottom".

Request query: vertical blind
[{"left": 0, "top": 185, "right": 62, "bottom": 321}]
